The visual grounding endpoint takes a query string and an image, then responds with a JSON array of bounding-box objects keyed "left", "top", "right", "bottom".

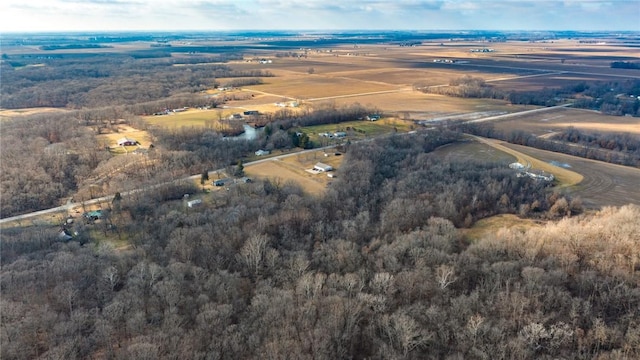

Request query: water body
[
  {"left": 549, "top": 160, "right": 571, "bottom": 168},
  {"left": 227, "top": 124, "right": 262, "bottom": 141}
]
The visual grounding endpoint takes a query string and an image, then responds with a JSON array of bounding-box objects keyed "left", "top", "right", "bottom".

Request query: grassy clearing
[
  {"left": 462, "top": 214, "right": 541, "bottom": 241},
  {"left": 143, "top": 109, "right": 226, "bottom": 129},
  {"left": 431, "top": 141, "right": 517, "bottom": 164},
  {"left": 245, "top": 150, "right": 345, "bottom": 195},
  {"left": 0, "top": 107, "right": 68, "bottom": 121},
  {"left": 300, "top": 118, "right": 414, "bottom": 143},
  {"left": 245, "top": 160, "right": 326, "bottom": 195},
  {"left": 96, "top": 125, "right": 153, "bottom": 146}
]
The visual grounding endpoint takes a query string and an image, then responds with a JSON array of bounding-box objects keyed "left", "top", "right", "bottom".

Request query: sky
[{"left": 1, "top": 0, "right": 639, "bottom": 33}]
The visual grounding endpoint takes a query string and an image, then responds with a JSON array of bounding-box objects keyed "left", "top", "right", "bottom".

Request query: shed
[
  {"left": 314, "top": 163, "right": 334, "bottom": 172},
  {"left": 187, "top": 199, "right": 203, "bottom": 208}
]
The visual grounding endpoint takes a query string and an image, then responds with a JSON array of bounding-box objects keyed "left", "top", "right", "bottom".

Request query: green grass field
[
  {"left": 299, "top": 118, "right": 414, "bottom": 143},
  {"left": 143, "top": 109, "right": 232, "bottom": 129}
]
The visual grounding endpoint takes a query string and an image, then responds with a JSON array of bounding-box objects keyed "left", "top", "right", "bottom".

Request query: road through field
[
  {"left": 474, "top": 136, "right": 640, "bottom": 208},
  {"left": 501, "top": 143, "right": 640, "bottom": 208},
  {"left": 469, "top": 135, "right": 584, "bottom": 187}
]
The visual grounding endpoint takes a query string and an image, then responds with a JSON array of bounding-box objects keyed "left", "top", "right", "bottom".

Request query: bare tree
[{"left": 436, "top": 264, "right": 457, "bottom": 289}]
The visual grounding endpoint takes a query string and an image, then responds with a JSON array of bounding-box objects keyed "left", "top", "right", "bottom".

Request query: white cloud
[{"left": 0, "top": 0, "right": 638, "bottom": 32}]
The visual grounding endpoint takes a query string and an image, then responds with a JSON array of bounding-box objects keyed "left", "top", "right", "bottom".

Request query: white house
[
  {"left": 255, "top": 149, "right": 270, "bottom": 156},
  {"left": 187, "top": 199, "right": 202, "bottom": 208}
]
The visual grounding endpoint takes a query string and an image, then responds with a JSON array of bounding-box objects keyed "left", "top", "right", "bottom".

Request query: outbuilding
[
  {"left": 187, "top": 199, "right": 203, "bottom": 208},
  {"left": 314, "top": 162, "right": 334, "bottom": 172},
  {"left": 117, "top": 138, "right": 138, "bottom": 146}
]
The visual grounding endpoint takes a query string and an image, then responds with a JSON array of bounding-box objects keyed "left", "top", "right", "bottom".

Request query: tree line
[{"left": 0, "top": 52, "right": 269, "bottom": 109}]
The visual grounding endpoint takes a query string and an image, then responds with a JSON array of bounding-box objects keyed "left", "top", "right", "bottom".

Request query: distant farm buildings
[
  {"left": 255, "top": 149, "right": 270, "bottom": 156},
  {"left": 510, "top": 162, "right": 554, "bottom": 182},
  {"left": 319, "top": 132, "right": 347, "bottom": 138}
]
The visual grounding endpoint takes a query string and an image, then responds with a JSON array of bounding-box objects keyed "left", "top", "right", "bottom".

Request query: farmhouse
[
  {"left": 255, "top": 149, "right": 270, "bottom": 156},
  {"left": 117, "top": 137, "right": 138, "bottom": 146},
  {"left": 314, "top": 162, "right": 334, "bottom": 172},
  {"left": 243, "top": 110, "right": 259, "bottom": 116},
  {"left": 333, "top": 132, "right": 347, "bottom": 138}
]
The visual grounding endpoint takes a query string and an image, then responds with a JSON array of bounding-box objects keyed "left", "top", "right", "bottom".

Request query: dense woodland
[
  {"left": 0, "top": 51, "right": 277, "bottom": 109},
  {"left": 7, "top": 132, "right": 637, "bottom": 360}
]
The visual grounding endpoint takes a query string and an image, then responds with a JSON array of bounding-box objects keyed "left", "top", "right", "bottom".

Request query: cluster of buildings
[
  {"left": 153, "top": 107, "right": 189, "bottom": 115},
  {"left": 470, "top": 48, "right": 495, "bottom": 53},
  {"left": 509, "top": 162, "right": 554, "bottom": 182},
  {"left": 319, "top": 131, "right": 346, "bottom": 138}
]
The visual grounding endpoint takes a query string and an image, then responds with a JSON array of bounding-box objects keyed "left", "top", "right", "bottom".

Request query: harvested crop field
[
  {"left": 501, "top": 143, "right": 640, "bottom": 208},
  {"left": 248, "top": 74, "right": 398, "bottom": 100},
  {"left": 488, "top": 107, "right": 640, "bottom": 136},
  {"left": 489, "top": 73, "right": 618, "bottom": 91}
]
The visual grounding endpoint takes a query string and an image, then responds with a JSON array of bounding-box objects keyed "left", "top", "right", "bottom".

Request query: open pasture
[
  {"left": 299, "top": 118, "right": 414, "bottom": 143},
  {"left": 245, "top": 150, "right": 344, "bottom": 196},
  {"left": 96, "top": 125, "right": 154, "bottom": 148},
  {"left": 488, "top": 107, "right": 640, "bottom": 137},
  {"left": 143, "top": 108, "right": 248, "bottom": 130}
]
